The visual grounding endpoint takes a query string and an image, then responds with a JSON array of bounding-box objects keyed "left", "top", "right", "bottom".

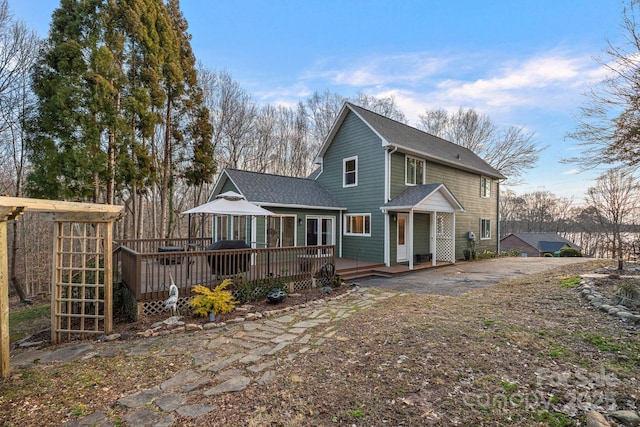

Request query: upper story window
[
  {"left": 344, "top": 214, "right": 371, "bottom": 236},
  {"left": 481, "top": 176, "right": 491, "bottom": 198},
  {"left": 406, "top": 156, "right": 425, "bottom": 185},
  {"left": 343, "top": 156, "right": 358, "bottom": 187}
]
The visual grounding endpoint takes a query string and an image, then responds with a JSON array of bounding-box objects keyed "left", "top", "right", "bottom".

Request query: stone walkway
[{"left": 10, "top": 286, "right": 400, "bottom": 427}]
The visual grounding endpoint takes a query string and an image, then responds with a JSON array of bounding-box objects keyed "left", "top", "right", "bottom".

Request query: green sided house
[{"left": 210, "top": 102, "right": 505, "bottom": 270}]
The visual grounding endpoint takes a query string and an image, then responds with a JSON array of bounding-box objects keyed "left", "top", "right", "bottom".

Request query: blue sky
[{"left": 8, "top": 0, "right": 627, "bottom": 203}]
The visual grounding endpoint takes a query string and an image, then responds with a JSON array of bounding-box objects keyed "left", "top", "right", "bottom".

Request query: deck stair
[{"left": 335, "top": 262, "right": 388, "bottom": 281}]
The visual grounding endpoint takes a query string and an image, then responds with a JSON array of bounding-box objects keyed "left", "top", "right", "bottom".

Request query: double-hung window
[
  {"left": 480, "top": 176, "right": 491, "bottom": 198},
  {"left": 344, "top": 214, "right": 371, "bottom": 236},
  {"left": 406, "top": 156, "right": 425, "bottom": 185},
  {"left": 480, "top": 218, "right": 491, "bottom": 240},
  {"left": 343, "top": 156, "right": 358, "bottom": 187}
]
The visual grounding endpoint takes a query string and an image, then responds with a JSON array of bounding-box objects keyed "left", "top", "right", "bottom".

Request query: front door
[{"left": 397, "top": 213, "right": 408, "bottom": 262}]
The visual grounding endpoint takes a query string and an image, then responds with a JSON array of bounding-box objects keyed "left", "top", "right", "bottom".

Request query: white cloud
[
  {"left": 304, "top": 53, "right": 453, "bottom": 87},
  {"left": 562, "top": 168, "right": 581, "bottom": 175},
  {"left": 434, "top": 53, "right": 604, "bottom": 111},
  {"left": 299, "top": 49, "right": 606, "bottom": 118}
]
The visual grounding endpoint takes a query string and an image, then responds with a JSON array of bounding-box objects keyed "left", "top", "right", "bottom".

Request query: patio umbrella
[{"left": 182, "top": 191, "right": 274, "bottom": 216}]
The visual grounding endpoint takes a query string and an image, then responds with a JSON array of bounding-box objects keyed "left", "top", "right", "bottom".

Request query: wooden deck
[
  {"left": 118, "top": 244, "right": 336, "bottom": 302},
  {"left": 335, "top": 257, "right": 452, "bottom": 280},
  {"left": 115, "top": 237, "right": 453, "bottom": 304}
]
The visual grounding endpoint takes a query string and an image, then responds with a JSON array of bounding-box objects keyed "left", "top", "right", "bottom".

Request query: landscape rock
[
  {"left": 609, "top": 410, "right": 640, "bottom": 426},
  {"left": 586, "top": 411, "right": 609, "bottom": 427}
]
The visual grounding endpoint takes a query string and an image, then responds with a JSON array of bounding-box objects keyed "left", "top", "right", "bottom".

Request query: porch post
[
  {"left": 0, "top": 220, "right": 8, "bottom": 377},
  {"left": 431, "top": 211, "right": 437, "bottom": 266},
  {"left": 384, "top": 211, "right": 390, "bottom": 266},
  {"left": 451, "top": 212, "right": 456, "bottom": 263},
  {"left": 408, "top": 209, "right": 414, "bottom": 270}
]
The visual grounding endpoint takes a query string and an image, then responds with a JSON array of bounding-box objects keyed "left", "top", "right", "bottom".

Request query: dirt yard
[{"left": 1, "top": 259, "right": 639, "bottom": 426}]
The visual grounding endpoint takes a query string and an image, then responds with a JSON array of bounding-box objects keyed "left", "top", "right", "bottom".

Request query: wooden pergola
[{"left": 0, "top": 196, "right": 123, "bottom": 378}]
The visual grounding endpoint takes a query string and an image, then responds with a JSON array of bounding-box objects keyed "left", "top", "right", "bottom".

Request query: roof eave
[{"left": 253, "top": 202, "right": 346, "bottom": 211}]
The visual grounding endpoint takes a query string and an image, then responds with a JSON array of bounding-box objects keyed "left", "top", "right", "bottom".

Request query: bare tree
[
  {"left": 201, "top": 69, "right": 257, "bottom": 170},
  {"left": 351, "top": 92, "right": 407, "bottom": 123},
  {"left": 566, "top": 1, "right": 640, "bottom": 171},
  {"left": 585, "top": 169, "right": 639, "bottom": 259},
  {"left": 500, "top": 190, "right": 574, "bottom": 237},
  {"left": 418, "top": 107, "right": 542, "bottom": 184},
  {"left": 0, "top": 0, "right": 40, "bottom": 301}
]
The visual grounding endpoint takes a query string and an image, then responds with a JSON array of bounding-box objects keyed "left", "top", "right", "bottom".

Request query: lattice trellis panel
[
  {"left": 52, "top": 222, "right": 112, "bottom": 343},
  {"left": 143, "top": 297, "right": 194, "bottom": 316},
  {"left": 436, "top": 212, "right": 455, "bottom": 262}
]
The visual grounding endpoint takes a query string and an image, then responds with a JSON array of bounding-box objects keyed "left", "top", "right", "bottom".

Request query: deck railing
[{"left": 117, "top": 241, "right": 335, "bottom": 304}]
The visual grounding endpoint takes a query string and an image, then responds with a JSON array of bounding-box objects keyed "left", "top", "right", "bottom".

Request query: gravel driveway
[{"left": 357, "top": 257, "right": 594, "bottom": 296}]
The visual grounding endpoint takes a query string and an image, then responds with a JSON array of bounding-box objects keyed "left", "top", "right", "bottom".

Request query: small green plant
[
  {"left": 70, "top": 404, "right": 87, "bottom": 417},
  {"left": 478, "top": 249, "right": 497, "bottom": 259},
  {"left": 582, "top": 334, "right": 622, "bottom": 352},
  {"left": 190, "top": 279, "right": 237, "bottom": 317},
  {"left": 500, "top": 249, "right": 522, "bottom": 257},
  {"left": 350, "top": 410, "right": 364, "bottom": 418},
  {"left": 546, "top": 347, "right": 566, "bottom": 358},
  {"left": 560, "top": 276, "right": 581, "bottom": 288},
  {"left": 499, "top": 380, "right": 517, "bottom": 394}
]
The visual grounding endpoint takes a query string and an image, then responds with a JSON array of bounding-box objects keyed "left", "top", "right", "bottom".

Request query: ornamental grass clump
[
  {"left": 613, "top": 280, "right": 640, "bottom": 310},
  {"left": 191, "top": 279, "right": 237, "bottom": 317}
]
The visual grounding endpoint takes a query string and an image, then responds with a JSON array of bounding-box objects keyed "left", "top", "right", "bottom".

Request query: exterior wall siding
[
  {"left": 316, "top": 112, "right": 386, "bottom": 263},
  {"left": 388, "top": 151, "right": 500, "bottom": 260},
  {"left": 220, "top": 179, "right": 238, "bottom": 194},
  {"left": 413, "top": 213, "right": 431, "bottom": 257},
  {"left": 426, "top": 161, "right": 499, "bottom": 259}
]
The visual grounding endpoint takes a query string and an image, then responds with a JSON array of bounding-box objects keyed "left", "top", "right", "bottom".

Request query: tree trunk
[
  {"left": 160, "top": 99, "right": 172, "bottom": 238},
  {"left": 9, "top": 221, "right": 27, "bottom": 301}
]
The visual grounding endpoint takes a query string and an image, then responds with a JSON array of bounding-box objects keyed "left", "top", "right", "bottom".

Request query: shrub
[
  {"left": 478, "top": 250, "right": 497, "bottom": 259},
  {"left": 559, "top": 248, "right": 583, "bottom": 257},
  {"left": 191, "top": 279, "right": 237, "bottom": 317}
]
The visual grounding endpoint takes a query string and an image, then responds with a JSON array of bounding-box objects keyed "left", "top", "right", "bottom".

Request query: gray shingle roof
[
  {"left": 222, "top": 169, "right": 344, "bottom": 210},
  {"left": 383, "top": 183, "right": 465, "bottom": 211},
  {"left": 383, "top": 184, "right": 443, "bottom": 207},
  {"left": 505, "top": 233, "right": 581, "bottom": 252},
  {"left": 346, "top": 103, "right": 505, "bottom": 180}
]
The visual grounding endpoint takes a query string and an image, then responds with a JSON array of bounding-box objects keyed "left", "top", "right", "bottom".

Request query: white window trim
[
  {"left": 265, "top": 215, "right": 297, "bottom": 247},
  {"left": 305, "top": 216, "right": 335, "bottom": 246},
  {"left": 343, "top": 156, "right": 358, "bottom": 188},
  {"left": 405, "top": 155, "right": 425, "bottom": 186},
  {"left": 344, "top": 213, "right": 372, "bottom": 237},
  {"left": 480, "top": 176, "right": 491, "bottom": 198},
  {"left": 480, "top": 218, "right": 491, "bottom": 240}
]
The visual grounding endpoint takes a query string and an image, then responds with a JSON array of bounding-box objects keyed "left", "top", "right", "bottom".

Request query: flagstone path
[{"left": 11, "top": 286, "right": 400, "bottom": 427}]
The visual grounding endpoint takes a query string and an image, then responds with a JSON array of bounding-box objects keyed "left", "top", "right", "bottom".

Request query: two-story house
[{"left": 210, "top": 102, "right": 505, "bottom": 269}]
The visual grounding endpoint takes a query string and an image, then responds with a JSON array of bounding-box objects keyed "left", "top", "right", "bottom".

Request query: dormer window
[
  {"left": 406, "top": 156, "right": 425, "bottom": 185},
  {"left": 343, "top": 156, "right": 358, "bottom": 187}
]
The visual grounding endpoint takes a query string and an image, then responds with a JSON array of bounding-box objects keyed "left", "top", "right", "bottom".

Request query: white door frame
[{"left": 397, "top": 213, "right": 409, "bottom": 262}]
